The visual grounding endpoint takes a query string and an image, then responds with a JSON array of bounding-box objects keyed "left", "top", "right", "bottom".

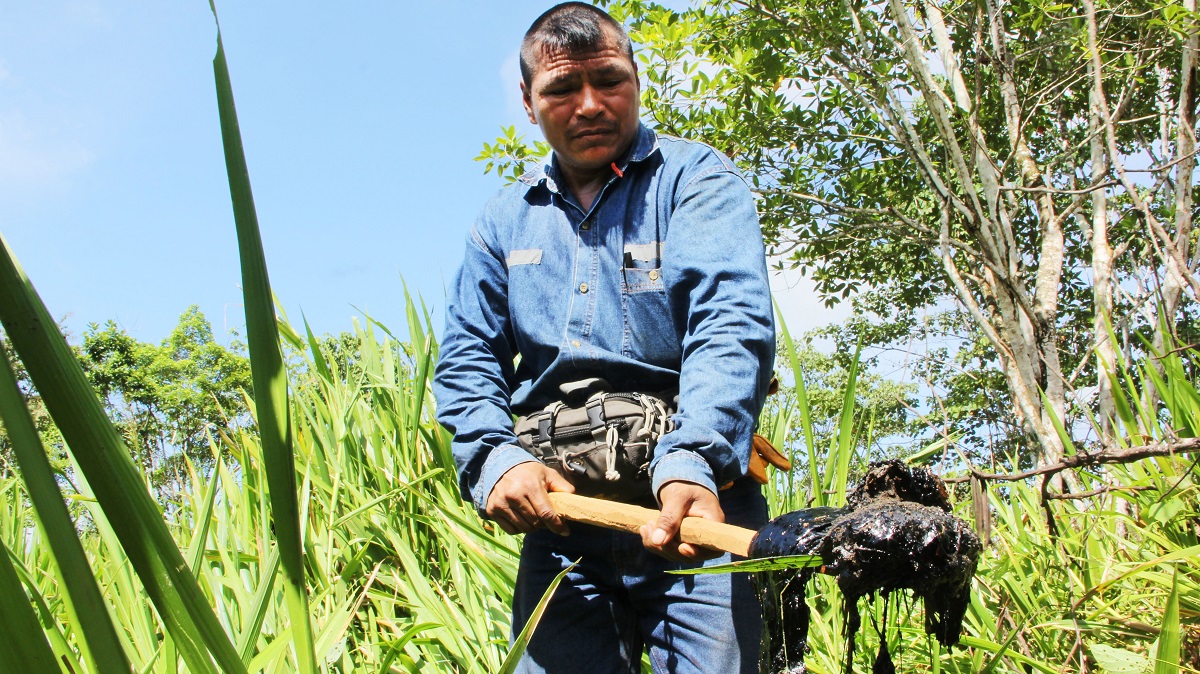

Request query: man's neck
[
  {"left": 560, "top": 166, "right": 611, "bottom": 212},
  {"left": 555, "top": 135, "right": 636, "bottom": 212}
]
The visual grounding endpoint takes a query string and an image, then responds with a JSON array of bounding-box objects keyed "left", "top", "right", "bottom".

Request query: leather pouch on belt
[{"left": 722, "top": 433, "right": 793, "bottom": 489}]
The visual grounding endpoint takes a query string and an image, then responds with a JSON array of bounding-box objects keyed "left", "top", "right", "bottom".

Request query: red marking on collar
[{"left": 611, "top": 162, "right": 624, "bottom": 178}]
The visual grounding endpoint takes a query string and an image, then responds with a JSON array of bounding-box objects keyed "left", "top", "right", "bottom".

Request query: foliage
[
  {"left": 752, "top": 325, "right": 1199, "bottom": 672},
  {"left": 79, "top": 307, "right": 252, "bottom": 490},
  {"left": 0, "top": 335, "right": 65, "bottom": 479},
  {"left": 1, "top": 308, "right": 252, "bottom": 499},
  {"left": 474, "top": 125, "right": 552, "bottom": 185},
  {"left": 1, "top": 280, "right": 1195, "bottom": 671}
]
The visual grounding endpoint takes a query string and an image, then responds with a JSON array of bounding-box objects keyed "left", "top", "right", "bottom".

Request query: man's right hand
[{"left": 485, "top": 462, "right": 575, "bottom": 536}]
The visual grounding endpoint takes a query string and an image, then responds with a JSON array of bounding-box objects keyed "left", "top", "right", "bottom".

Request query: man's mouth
[{"left": 573, "top": 128, "right": 614, "bottom": 139}]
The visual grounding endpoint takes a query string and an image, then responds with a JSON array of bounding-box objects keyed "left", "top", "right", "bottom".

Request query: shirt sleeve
[
  {"left": 650, "top": 164, "right": 776, "bottom": 498},
  {"left": 432, "top": 223, "right": 538, "bottom": 512}
]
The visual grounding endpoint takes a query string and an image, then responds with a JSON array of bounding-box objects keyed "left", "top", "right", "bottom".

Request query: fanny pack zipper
[{"left": 546, "top": 419, "right": 629, "bottom": 441}]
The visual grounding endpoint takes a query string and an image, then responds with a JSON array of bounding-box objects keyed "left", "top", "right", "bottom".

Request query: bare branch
[
  {"left": 1044, "top": 485, "right": 1156, "bottom": 501},
  {"left": 1001, "top": 181, "right": 1119, "bottom": 195},
  {"left": 942, "top": 436, "right": 1200, "bottom": 484}
]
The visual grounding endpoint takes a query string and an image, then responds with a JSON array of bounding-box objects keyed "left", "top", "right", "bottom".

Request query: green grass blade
[
  {"left": 956, "top": 635, "right": 1057, "bottom": 673},
  {"left": 0, "top": 540, "right": 59, "bottom": 673},
  {"left": 977, "top": 614, "right": 1030, "bottom": 674},
  {"left": 826, "top": 338, "right": 861, "bottom": 506},
  {"left": 1153, "top": 566, "right": 1181, "bottom": 674},
  {"left": 302, "top": 315, "right": 332, "bottom": 383},
  {"left": 185, "top": 458, "right": 221, "bottom": 574},
  {"left": 905, "top": 433, "right": 958, "bottom": 465},
  {"left": 774, "top": 298, "right": 819, "bottom": 506},
  {"left": 3, "top": 537, "right": 85, "bottom": 673},
  {"left": 1039, "top": 389, "right": 1076, "bottom": 455},
  {"left": 497, "top": 563, "right": 575, "bottom": 674},
  {"left": 0, "top": 235, "right": 242, "bottom": 674},
  {"left": 667, "top": 555, "right": 823, "bottom": 574},
  {"left": 237, "top": 546, "right": 280, "bottom": 665},
  {"left": 208, "top": 5, "right": 316, "bottom": 672},
  {"left": 0, "top": 341, "right": 131, "bottom": 673}
]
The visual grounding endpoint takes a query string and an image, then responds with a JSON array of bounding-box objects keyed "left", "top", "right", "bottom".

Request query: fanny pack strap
[
  {"left": 534, "top": 401, "right": 566, "bottom": 453},
  {"left": 585, "top": 394, "right": 625, "bottom": 482}
]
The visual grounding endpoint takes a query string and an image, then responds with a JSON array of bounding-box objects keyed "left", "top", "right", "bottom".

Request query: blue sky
[{"left": 0, "top": 1, "right": 842, "bottom": 346}]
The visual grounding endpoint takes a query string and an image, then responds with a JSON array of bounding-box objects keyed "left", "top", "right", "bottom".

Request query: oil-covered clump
[{"left": 751, "top": 460, "right": 981, "bottom": 674}]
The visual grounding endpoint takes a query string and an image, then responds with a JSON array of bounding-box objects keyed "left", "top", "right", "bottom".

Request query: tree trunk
[
  {"left": 1162, "top": 0, "right": 1197, "bottom": 335},
  {"left": 1090, "top": 83, "right": 1116, "bottom": 439}
]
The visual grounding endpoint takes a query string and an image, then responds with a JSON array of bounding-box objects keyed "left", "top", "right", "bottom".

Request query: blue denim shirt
[{"left": 434, "top": 124, "right": 775, "bottom": 512}]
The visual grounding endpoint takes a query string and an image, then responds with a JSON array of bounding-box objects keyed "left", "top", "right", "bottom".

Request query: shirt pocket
[
  {"left": 620, "top": 262, "right": 678, "bottom": 361},
  {"left": 622, "top": 266, "right": 665, "bottom": 294},
  {"left": 621, "top": 242, "right": 665, "bottom": 294}
]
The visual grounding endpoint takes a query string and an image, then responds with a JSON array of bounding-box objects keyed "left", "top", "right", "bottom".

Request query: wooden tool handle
[{"left": 547, "top": 492, "right": 755, "bottom": 557}]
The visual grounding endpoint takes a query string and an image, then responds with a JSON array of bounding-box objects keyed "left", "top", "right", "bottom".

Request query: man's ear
[{"left": 520, "top": 81, "right": 538, "bottom": 125}]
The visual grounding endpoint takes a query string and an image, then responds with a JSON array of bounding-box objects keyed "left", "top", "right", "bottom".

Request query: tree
[
  {"left": 561, "top": 0, "right": 1200, "bottom": 472},
  {"left": 0, "top": 337, "right": 66, "bottom": 479},
  {"left": 80, "top": 306, "right": 253, "bottom": 492}
]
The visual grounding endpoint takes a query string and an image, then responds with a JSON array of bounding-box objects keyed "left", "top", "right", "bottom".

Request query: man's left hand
[{"left": 639, "top": 481, "right": 724, "bottom": 562}]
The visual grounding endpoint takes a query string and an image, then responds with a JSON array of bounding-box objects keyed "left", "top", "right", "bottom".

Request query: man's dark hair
[{"left": 520, "top": 3, "right": 635, "bottom": 87}]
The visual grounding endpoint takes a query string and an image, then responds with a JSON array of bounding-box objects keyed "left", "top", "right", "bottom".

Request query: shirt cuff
[
  {"left": 651, "top": 450, "right": 718, "bottom": 503},
  {"left": 472, "top": 444, "right": 540, "bottom": 513}
]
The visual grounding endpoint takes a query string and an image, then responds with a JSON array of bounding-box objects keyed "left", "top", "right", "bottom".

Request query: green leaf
[
  {"left": 905, "top": 433, "right": 959, "bottom": 465},
  {"left": 826, "top": 337, "right": 862, "bottom": 506},
  {"left": 237, "top": 547, "right": 281, "bottom": 665},
  {"left": 957, "top": 635, "right": 1058, "bottom": 673},
  {"left": 774, "top": 298, "right": 818, "bottom": 506},
  {"left": 497, "top": 562, "right": 576, "bottom": 674},
  {"left": 208, "top": 4, "right": 316, "bottom": 672},
  {"left": 0, "top": 341, "right": 131, "bottom": 673},
  {"left": 0, "top": 539, "right": 59, "bottom": 674},
  {"left": 1090, "top": 644, "right": 1151, "bottom": 674},
  {"left": 1153, "top": 567, "right": 1181, "bottom": 674},
  {"left": 667, "top": 555, "right": 823, "bottom": 575}
]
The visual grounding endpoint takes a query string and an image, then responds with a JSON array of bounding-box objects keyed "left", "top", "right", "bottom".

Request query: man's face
[{"left": 521, "top": 30, "right": 640, "bottom": 177}]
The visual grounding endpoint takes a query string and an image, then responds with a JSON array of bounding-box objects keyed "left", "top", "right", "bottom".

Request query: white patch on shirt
[
  {"left": 506, "top": 249, "right": 543, "bottom": 267},
  {"left": 623, "top": 242, "right": 664, "bottom": 262}
]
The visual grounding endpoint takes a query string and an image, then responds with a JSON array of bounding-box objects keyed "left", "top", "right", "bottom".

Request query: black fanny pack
[{"left": 514, "top": 379, "right": 677, "bottom": 503}]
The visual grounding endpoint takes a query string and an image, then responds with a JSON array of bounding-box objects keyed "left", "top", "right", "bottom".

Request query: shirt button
[
  {"left": 572, "top": 340, "right": 581, "bottom": 348},
  {"left": 580, "top": 220, "right": 591, "bottom": 231},
  {"left": 579, "top": 282, "right": 589, "bottom": 294},
  {"left": 648, "top": 270, "right": 660, "bottom": 281}
]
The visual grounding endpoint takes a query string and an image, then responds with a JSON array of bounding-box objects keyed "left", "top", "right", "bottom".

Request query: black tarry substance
[{"left": 750, "top": 461, "right": 982, "bottom": 674}]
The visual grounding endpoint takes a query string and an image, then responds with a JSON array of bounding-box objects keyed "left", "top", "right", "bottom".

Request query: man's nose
[{"left": 577, "top": 84, "right": 603, "bottom": 118}]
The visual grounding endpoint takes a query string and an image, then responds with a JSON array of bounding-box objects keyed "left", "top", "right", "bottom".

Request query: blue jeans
[{"left": 511, "top": 479, "right": 770, "bottom": 673}]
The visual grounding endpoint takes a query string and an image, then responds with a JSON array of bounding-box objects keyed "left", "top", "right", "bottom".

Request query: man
[{"left": 432, "top": 3, "right": 775, "bottom": 672}]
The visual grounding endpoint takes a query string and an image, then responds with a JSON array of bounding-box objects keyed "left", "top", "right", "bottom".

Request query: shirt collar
[{"left": 519, "top": 123, "right": 660, "bottom": 192}]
